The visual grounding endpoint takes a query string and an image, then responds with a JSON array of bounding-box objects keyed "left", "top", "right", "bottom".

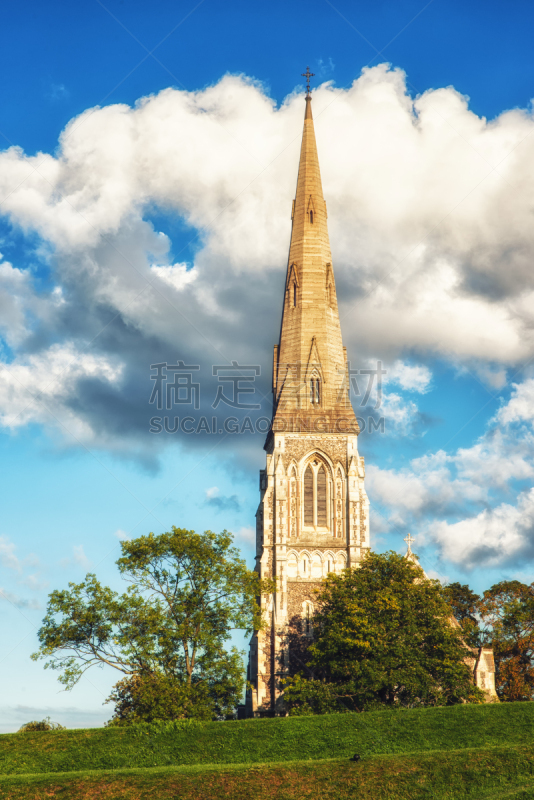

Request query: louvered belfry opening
[
  {"left": 304, "top": 465, "right": 314, "bottom": 525},
  {"left": 303, "top": 461, "right": 328, "bottom": 529}
]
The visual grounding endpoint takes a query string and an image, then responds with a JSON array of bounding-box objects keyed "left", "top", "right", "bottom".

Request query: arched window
[
  {"left": 303, "top": 460, "right": 330, "bottom": 530},
  {"left": 309, "top": 209, "right": 314, "bottom": 224},
  {"left": 302, "top": 601, "right": 314, "bottom": 636},
  {"left": 317, "top": 466, "right": 327, "bottom": 526},
  {"left": 293, "top": 282, "right": 297, "bottom": 307},
  {"left": 304, "top": 466, "right": 314, "bottom": 525}
]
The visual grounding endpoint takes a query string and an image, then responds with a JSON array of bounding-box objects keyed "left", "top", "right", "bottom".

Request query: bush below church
[{"left": 282, "top": 551, "right": 484, "bottom": 714}]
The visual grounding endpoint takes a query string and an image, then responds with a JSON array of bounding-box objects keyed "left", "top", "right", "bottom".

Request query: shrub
[{"left": 18, "top": 716, "right": 65, "bottom": 732}]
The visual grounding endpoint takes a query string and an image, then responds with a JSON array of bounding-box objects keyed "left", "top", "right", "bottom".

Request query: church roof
[{"left": 270, "top": 94, "right": 358, "bottom": 437}]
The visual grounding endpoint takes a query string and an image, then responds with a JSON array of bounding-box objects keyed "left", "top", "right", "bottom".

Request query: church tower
[{"left": 246, "top": 76, "right": 370, "bottom": 716}]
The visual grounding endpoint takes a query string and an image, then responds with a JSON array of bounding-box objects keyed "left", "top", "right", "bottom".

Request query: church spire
[
  {"left": 270, "top": 84, "right": 358, "bottom": 436},
  {"left": 246, "top": 80, "right": 370, "bottom": 717}
]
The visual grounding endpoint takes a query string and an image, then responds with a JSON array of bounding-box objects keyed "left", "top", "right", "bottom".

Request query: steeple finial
[{"left": 301, "top": 66, "right": 315, "bottom": 98}]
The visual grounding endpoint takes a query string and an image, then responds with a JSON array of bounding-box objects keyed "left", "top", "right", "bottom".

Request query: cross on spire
[
  {"left": 404, "top": 533, "right": 415, "bottom": 556},
  {"left": 301, "top": 66, "right": 315, "bottom": 97}
]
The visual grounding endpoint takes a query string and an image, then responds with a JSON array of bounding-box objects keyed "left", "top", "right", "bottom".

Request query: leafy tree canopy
[
  {"left": 479, "top": 580, "right": 534, "bottom": 702},
  {"left": 441, "top": 582, "right": 482, "bottom": 648},
  {"left": 32, "top": 527, "right": 274, "bottom": 722},
  {"left": 283, "top": 551, "right": 483, "bottom": 714}
]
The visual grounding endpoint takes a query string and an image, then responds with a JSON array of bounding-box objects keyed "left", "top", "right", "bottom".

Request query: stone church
[{"left": 245, "top": 85, "right": 496, "bottom": 716}]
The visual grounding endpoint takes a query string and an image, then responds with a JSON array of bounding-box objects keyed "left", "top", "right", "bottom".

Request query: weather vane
[{"left": 301, "top": 66, "right": 315, "bottom": 97}]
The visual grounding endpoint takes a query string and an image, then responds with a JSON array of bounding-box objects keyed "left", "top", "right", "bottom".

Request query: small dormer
[{"left": 286, "top": 263, "right": 300, "bottom": 310}]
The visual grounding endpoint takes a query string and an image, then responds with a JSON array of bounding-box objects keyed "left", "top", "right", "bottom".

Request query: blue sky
[{"left": 2, "top": 0, "right": 534, "bottom": 731}]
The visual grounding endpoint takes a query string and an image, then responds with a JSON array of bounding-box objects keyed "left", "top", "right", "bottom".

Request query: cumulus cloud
[
  {"left": 432, "top": 489, "right": 534, "bottom": 570},
  {"left": 150, "top": 263, "right": 197, "bottom": 292},
  {"left": 388, "top": 361, "right": 432, "bottom": 393},
  {"left": 379, "top": 392, "right": 421, "bottom": 436},
  {"left": 496, "top": 379, "right": 534, "bottom": 426},
  {"left": 2, "top": 67, "right": 534, "bottom": 460},
  {"left": 0, "top": 344, "right": 122, "bottom": 445},
  {"left": 368, "top": 378, "right": 534, "bottom": 568}
]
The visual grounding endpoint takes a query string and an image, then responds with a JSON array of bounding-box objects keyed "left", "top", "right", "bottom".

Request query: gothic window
[
  {"left": 335, "top": 466, "right": 344, "bottom": 538},
  {"left": 317, "top": 466, "right": 327, "bottom": 526},
  {"left": 293, "top": 282, "right": 297, "bottom": 307},
  {"left": 303, "top": 459, "right": 331, "bottom": 530},
  {"left": 304, "top": 466, "right": 314, "bottom": 525},
  {"left": 289, "top": 468, "right": 297, "bottom": 537},
  {"left": 310, "top": 377, "right": 321, "bottom": 404},
  {"left": 309, "top": 209, "right": 314, "bottom": 224},
  {"left": 302, "top": 601, "right": 314, "bottom": 636}
]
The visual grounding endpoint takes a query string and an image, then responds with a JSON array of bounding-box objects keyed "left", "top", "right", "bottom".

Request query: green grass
[
  {"left": 2, "top": 703, "right": 534, "bottom": 798},
  {"left": 1, "top": 746, "right": 534, "bottom": 799},
  {"left": 2, "top": 701, "right": 534, "bottom": 776}
]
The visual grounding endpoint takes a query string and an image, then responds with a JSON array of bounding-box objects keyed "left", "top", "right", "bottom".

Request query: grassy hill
[{"left": 2, "top": 702, "right": 534, "bottom": 798}]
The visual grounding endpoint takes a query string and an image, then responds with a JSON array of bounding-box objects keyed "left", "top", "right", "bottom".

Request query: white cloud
[
  {"left": 236, "top": 526, "right": 255, "bottom": 545},
  {"left": 379, "top": 392, "right": 420, "bottom": 435},
  {"left": 150, "top": 263, "right": 197, "bottom": 292},
  {"left": 72, "top": 545, "right": 91, "bottom": 568},
  {"left": 432, "top": 489, "right": 534, "bottom": 570},
  {"left": 0, "top": 536, "right": 47, "bottom": 603},
  {"left": 389, "top": 360, "right": 432, "bottom": 393},
  {"left": 205, "top": 486, "right": 219, "bottom": 499},
  {"left": 0, "top": 344, "right": 123, "bottom": 444},
  {"left": 0, "top": 536, "right": 21, "bottom": 572},
  {"left": 61, "top": 545, "right": 92, "bottom": 570},
  {"left": 114, "top": 529, "right": 130, "bottom": 541},
  {"left": 496, "top": 378, "right": 534, "bottom": 426},
  {"left": 3, "top": 68, "right": 534, "bottom": 456},
  {"left": 368, "top": 377, "right": 534, "bottom": 568}
]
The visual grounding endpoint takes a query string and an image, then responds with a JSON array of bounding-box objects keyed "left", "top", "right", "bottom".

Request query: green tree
[
  {"left": 32, "top": 527, "right": 273, "bottom": 722},
  {"left": 441, "top": 582, "right": 482, "bottom": 648},
  {"left": 479, "top": 580, "right": 534, "bottom": 702},
  {"left": 283, "top": 551, "right": 482, "bottom": 714}
]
